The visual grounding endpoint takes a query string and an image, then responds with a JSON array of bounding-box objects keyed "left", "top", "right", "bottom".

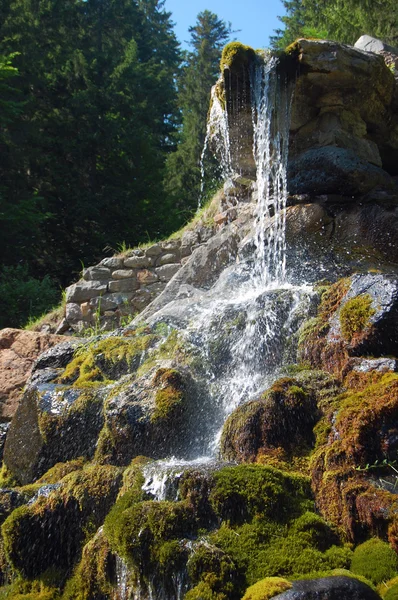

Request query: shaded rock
[
  {"left": 349, "top": 357, "right": 397, "bottom": 373},
  {"left": 1, "top": 465, "right": 122, "bottom": 578},
  {"left": 108, "top": 278, "right": 139, "bottom": 293},
  {"left": 3, "top": 386, "right": 105, "bottom": 484},
  {"left": 0, "top": 422, "right": 9, "bottom": 461},
  {"left": 221, "top": 377, "right": 319, "bottom": 462},
  {"left": 288, "top": 147, "right": 394, "bottom": 196},
  {"left": 0, "top": 329, "right": 66, "bottom": 421},
  {"left": 100, "top": 257, "right": 124, "bottom": 269},
  {"left": 82, "top": 266, "right": 111, "bottom": 281},
  {"left": 328, "top": 273, "right": 398, "bottom": 357},
  {"left": 156, "top": 263, "right": 181, "bottom": 282},
  {"left": 66, "top": 281, "right": 107, "bottom": 303},
  {"left": 34, "top": 340, "right": 80, "bottom": 371},
  {"left": 274, "top": 576, "right": 380, "bottom": 600},
  {"left": 124, "top": 255, "right": 152, "bottom": 268}
]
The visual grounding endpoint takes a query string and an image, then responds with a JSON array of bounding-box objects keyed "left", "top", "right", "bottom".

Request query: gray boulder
[{"left": 274, "top": 576, "right": 380, "bottom": 600}]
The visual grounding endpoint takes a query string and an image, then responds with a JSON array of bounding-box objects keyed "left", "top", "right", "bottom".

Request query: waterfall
[
  {"left": 251, "top": 54, "right": 292, "bottom": 286},
  {"left": 117, "top": 51, "right": 315, "bottom": 600},
  {"left": 199, "top": 79, "right": 233, "bottom": 209}
]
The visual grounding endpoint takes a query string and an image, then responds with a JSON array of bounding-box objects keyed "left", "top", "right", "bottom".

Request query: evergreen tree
[
  {"left": 0, "top": 0, "right": 181, "bottom": 290},
  {"left": 272, "top": 0, "right": 398, "bottom": 48},
  {"left": 165, "top": 11, "right": 233, "bottom": 216}
]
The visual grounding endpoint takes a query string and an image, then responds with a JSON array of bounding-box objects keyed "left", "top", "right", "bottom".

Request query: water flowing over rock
[{"left": 0, "top": 37, "right": 398, "bottom": 600}]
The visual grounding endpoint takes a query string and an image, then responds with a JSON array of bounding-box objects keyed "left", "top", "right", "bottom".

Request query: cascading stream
[{"left": 135, "top": 51, "right": 313, "bottom": 497}]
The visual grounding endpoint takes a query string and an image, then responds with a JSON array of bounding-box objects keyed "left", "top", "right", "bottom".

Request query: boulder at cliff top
[{"left": 0, "top": 328, "right": 66, "bottom": 422}]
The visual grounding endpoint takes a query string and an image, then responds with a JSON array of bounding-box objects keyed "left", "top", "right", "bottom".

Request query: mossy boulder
[
  {"left": 350, "top": 538, "right": 398, "bottom": 585},
  {"left": 298, "top": 274, "right": 398, "bottom": 377},
  {"left": 242, "top": 577, "right": 292, "bottom": 600},
  {"left": 310, "top": 372, "right": 398, "bottom": 542},
  {"left": 220, "top": 377, "right": 319, "bottom": 463},
  {"left": 1, "top": 465, "right": 122, "bottom": 578},
  {"left": 3, "top": 387, "right": 105, "bottom": 484}
]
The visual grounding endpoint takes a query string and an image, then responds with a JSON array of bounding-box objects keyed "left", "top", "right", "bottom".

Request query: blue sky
[{"left": 165, "top": 0, "right": 287, "bottom": 50}]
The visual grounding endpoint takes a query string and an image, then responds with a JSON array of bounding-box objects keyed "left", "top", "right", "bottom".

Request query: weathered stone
[
  {"left": 275, "top": 576, "right": 380, "bottom": 600},
  {"left": 288, "top": 147, "right": 394, "bottom": 196},
  {"left": 123, "top": 255, "right": 152, "bottom": 269},
  {"left": 99, "top": 257, "right": 124, "bottom": 269},
  {"left": 350, "top": 357, "right": 397, "bottom": 373},
  {"left": 137, "top": 269, "right": 158, "bottom": 284},
  {"left": 65, "top": 281, "right": 107, "bottom": 303},
  {"left": 80, "top": 302, "right": 91, "bottom": 317},
  {"left": 82, "top": 266, "right": 111, "bottom": 281},
  {"left": 54, "top": 319, "right": 71, "bottom": 335},
  {"left": 328, "top": 273, "right": 398, "bottom": 356},
  {"left": 155, "top": 264, "right": 181, "bottom": 282},
  {"left": 108, "top": 278, "right": 139, "bottom": 293},
  {"left": 162, "top": 240, "right": 181, "bottom": 251},
  {"left": 65, "top": 303, "right": 83, "bottom": 322},
  {"left": 0, "top": 329, "right": 66, "bottom": 421},
  {"left": 157, "top": 253, "right": 179, "bottom": 266},
  {"left": 90, "top": 293, "right": 133, "bottom": 311},
  {"left": 354, "top": 35, "right": 398, "bottom": 61},
  {"left": 181, "top": 230, "right": 199, "bottom": 249},
  {"left": 214, "top": 212, "right": 227, "bottom": 225},
  {"left": 111, "top": 269, "right": 135, "bottom": 280},
  {"left": 0, "top": 422, "right": 10, "bottom": 461},
  {"left": 34, "top": 341, "right": 80, "bottom": 371},
  {"left": 145, "top": 244, "right": 163, "bottom": 257}
]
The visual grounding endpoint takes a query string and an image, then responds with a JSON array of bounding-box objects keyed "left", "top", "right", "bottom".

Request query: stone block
[
  {"left": 65, "top": 281, "right": 107, "bottom": 304},
  {"left": 81, "top": 302, "right": 91, "bottom": 318},
  {"left": 65, "top": 303, "right": 83, "bottom": 321},
  {"left": 155, "top": 264, "right": 180, "bottom": 282},
  {"left": 124, "top": 255, "right": 152, "bottom": 268},
  {"left": 157, "top": 253, "right": 179, "bottom": 266},
  {"left": 137, "top": 269, "right": 158, "bottom": 284},
  {"left": 100, "top": 257, "right": 124, "bottom": 269},
  {"left": 145, "top": 243, "right": 163, "bottom": 257},
  {"left": 112, "top": 269, "right": 135, "bottom": 280},
  {"left": 214, "top": 212, "right": 228, "bottom": 225},
  {"left": 83, "top": 266, "right": 111, "bottom": 281},
  {"left": 90, "top": 293, "right": 133, "bottom": 311},
  {"left": 108, "top": 278, "right": 139, "bottom": 293}
]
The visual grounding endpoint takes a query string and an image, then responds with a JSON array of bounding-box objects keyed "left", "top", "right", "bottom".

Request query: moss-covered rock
[
  {"left": 242, "top": 577, "right": 292, "bottom": 600},
  {"left": 220, "top": 378, "right": 319, "bottom": 463},
  {"left": 220, "top": 42, "right": 257, "bottom": 72},
  {"left": 350, "top": 538, "right": 398, "bottom": 585},
  {"left": 1, "top": 465, "right": 122, "bottom": 578}
]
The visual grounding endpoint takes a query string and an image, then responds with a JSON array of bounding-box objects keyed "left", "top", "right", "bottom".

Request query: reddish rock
[{"left": 0, "top": 328, "right": 65, "bottom": 421}]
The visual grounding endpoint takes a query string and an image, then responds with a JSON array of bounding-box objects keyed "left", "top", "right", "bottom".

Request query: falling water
[
  {"left": 198, "top": 80, "right": 233, "bottom": 209},
  {"left": 251, "top": 54, "right": 292, "bottom": 286},
  {"left": 125, "top": 52, "right": 314, "bottom": 600}
]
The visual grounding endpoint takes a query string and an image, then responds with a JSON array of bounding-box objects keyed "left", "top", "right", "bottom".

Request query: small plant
[{"left": 339, "top": 294, "right": 375, "bottom": 342}]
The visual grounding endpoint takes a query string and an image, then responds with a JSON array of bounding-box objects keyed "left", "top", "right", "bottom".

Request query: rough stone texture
[
  {"left": 156, "top": 264, "right": 181, "bottom": 282},
  {"left": 328, "top": 273, "right": 398, "bottom": 356},
  {"left": 288, "top": 147, "right": 394, "bottom": 196},
  {"left": 82, "top": 266, "right": 111, "bottom": 281},
  {"left": 0, "top": 329, "right": 65, "bottom": 421},
  {"left": 350, "top": 357, "right": 397, "bottom": 373},
  {"left": 66, "top": 281, "right": 107, "bottom": 303},
  {"left": 111, "top": 269, "right": 135, "bottom": 280},
  {"left": 124, "top": 255, "right": 152, "bottom": 268},
  {"left": 274, "top": 576, "right": 380, "bottom": 600},
  {"left": 108, "top": 278, "right": 139, "bottom": 293}
]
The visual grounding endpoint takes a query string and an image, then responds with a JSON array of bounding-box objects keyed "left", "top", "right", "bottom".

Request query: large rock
[
  {"left": 0, "top": 328, "right": 65, "bottom": 421},
  {"left": 274, "top": 576, "right": 380, "bottom": 600},
  {"left": 288, "top": 147, "right": 394, "bottom": 196}
]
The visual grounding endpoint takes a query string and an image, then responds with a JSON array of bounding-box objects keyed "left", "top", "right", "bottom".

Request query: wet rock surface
[{"left": 274, "top": 576, "right": 381, "bottom": 600}]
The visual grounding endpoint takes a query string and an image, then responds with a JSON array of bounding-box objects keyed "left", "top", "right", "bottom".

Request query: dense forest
[{"left": 0, "top": 0, "right": 397, "bottom": 328}]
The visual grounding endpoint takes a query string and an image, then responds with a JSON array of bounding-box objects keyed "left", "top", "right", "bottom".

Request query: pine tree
[
  {"left": 0, "top": 0, "right": 181, "bottom": 287},
  {"left": 164, "top": 11, "right": 233, "bottom": 216}
]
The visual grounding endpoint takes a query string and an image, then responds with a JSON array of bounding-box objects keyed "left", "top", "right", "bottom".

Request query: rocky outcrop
[{"left": 0, "top": 329, "right": 65, "bottom": 421}]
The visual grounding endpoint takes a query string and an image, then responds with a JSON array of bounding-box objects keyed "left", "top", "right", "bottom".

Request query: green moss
[
  {"left": 209, "top": 465, "right": 312, "bottom": 525},
  {"left": 1, "top": 466, "right": 123, "bottom": 579},
  {"left": 184, "top": 581, "right": 228, "bottom": 600},
  {"left": 220, "top": 42, "right": 256, "bottom": 71},
  {"left": 58, "top": 335, "right": 157, "bottom": 386},
  {"left": 151, "top": 369, "right": 185, "bottom": 422},
  {"left": 351, "top": 538, "right": 398, "bottom": 585},
  {"left": 103, "top": 495, "right": 196, "bottom": 574},
  {"left": 61, "top": 529, "right": 113, "bottom": 600},
  {"left": 339, "top": 294, "right": 375, "bottom": 342},
  {"left": 0, "top": 577, "right": 59, "bottom": 599},
  {"left": 242, "top": 577, "right": 292, "bottom": 600},
  {"left": 0, "top": 465, "right": 19, "bottom": 488},
  {"left": 36, "top": 459, "right": 86, "bottom": 485},
  {"left": 136, "top": 329, "right": 189, "bottom": 377},
  {"left": 385, "top": 580, "right": 398, "bottom": 600}
]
